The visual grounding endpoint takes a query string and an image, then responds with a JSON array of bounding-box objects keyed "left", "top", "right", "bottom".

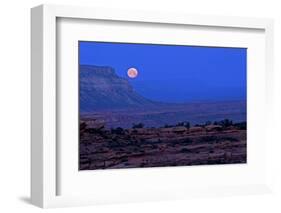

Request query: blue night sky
[{"left": 79, "top": 41, "right": 247, "bottom": 103}]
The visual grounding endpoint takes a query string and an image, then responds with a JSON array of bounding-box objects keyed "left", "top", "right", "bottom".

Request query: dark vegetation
[
  {"left": 81, "top": 119, "right": 246, "bottom": 134},
  {"left": 79, "top": 119, "right": 246, "bottom": 170},
  {"left": 132, "top": 123, "right": 145, "bottom": 128}
]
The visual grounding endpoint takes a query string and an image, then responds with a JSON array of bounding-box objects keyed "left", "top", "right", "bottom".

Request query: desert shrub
[
  {"left": 111, "top": 127, "right": 125, "bottom": 135},
  {"left": 164, "top": 124, "right": 173, "bottom": 128},
  {"left": 218, "top": 119, "right": 233, "bottom": 128},
  {"left": 205, "top": 121, "right": 212, "bottom": 126},
  {"left": 132, "top": 123, "right": 144, "bottom": 128},
  {"left": 184, "top": 122, "right": 190, "bottom": 128},
  {"left": 176, "top": 122, "right": 185, "bottom": 127},
  {"left": 175, "top": 121, "right": 190, "bottom": 128},
  {"left": 234, "top": 122, "right": 247, "bottom": 130}
]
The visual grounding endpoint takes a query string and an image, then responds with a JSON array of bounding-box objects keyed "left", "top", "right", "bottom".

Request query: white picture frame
[{"left": 31, "top": 4, "right": 274, "bottom": 208}]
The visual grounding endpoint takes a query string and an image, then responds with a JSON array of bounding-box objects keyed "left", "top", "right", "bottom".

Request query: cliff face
[{"left": 80, "top": 65, "right": 155, "bottom": 112}]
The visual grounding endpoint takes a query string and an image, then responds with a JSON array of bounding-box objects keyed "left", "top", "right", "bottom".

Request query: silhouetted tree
[
  {"left": 175, "top": 121, "right": 190, "bottom": 128},
  {"left": 111, "top": 127, "right": 124, "bottom": 135},
  {"left": 205, "top": 121, "right": 212, "bottom": 126},
  {"left": 184, "top": 122, "right": 190, "bottom": 128},
  {"left": 164, "top": 124, "right": 172, "bottom": 128},
  {"left": 234, "top": 122, "right": 247, "bottom": 130},
  {"left": 218, "top": 119, "right": 233, "bottom": 128},
  {"left": 176, "top": 122, "right": 185, "bottom": 127},
  {"left": 132, "top": 123, "right": 144, "bottom": 128}
]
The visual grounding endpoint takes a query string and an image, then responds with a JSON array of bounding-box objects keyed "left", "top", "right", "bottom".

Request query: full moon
[{"left": 127, "top": 67, "right": 138, "bottom": 79}]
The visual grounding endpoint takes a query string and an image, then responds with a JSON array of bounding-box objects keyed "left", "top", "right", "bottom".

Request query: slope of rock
[{"left": 80, "top": 65, "right": 156, "bottom": 112}]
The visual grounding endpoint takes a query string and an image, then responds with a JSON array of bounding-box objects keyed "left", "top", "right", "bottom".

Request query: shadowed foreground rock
[{"left": 79, "top": 124, "right": 246, "bottom": 170}]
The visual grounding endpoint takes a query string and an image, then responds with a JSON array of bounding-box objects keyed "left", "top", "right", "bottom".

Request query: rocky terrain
[
  {"left": 79, "top": 65, "right": 247, "bottom": 170},
  {"left": 79, "top": 121, "right": 246, "bottom": 170}
]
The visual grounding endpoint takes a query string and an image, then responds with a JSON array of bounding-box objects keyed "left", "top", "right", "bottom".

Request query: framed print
[
  {"left": 31, "top": 4, "right": 274, "bottom": 208},
  {"left": 78, "top": 41, "right": 247, "bottom": 170}
]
